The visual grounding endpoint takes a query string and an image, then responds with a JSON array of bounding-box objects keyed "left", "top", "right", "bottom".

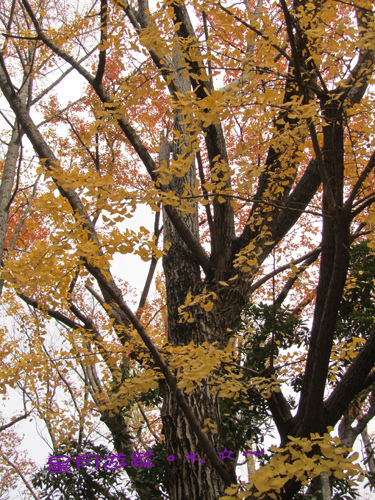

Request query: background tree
[{"left": 0, "top": 0, "right": 375, "bottom": 499}]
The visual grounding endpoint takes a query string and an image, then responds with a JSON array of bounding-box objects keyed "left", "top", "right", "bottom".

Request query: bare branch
[
  {"left": 345, "top": 149, "right": 375, "bottom": 213},
  {"left": 31, "top": 48, "right": 96, "bottom": 106},
  {"left": 248, "top": 247, "right": 321, "bottom": 296},
  {"left": 0, "top": 412, "right": 31, "bottom": 432},
  {"left": 137, "top": 208, "right": 162, "bottom": 316},
  {"left": 0, "top": 452, "right": 39, "bottom": 500},
  {"left": 218, "top": 3, "right": 292, "bottom": 63}
]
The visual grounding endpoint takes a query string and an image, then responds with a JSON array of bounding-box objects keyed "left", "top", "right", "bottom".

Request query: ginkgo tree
[{"left": 0, "top": 0, "right": 375, "bottom": 498}]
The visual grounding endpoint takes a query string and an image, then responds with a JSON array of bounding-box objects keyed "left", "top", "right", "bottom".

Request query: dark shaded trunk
[
  {"left": 161, "top": 212, "right": 232, "bottom": 499},
  {"left": 160, "top": 106, "right": 234, "bottom": 498}
]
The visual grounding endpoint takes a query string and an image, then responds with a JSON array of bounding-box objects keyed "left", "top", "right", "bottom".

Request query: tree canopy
[{"left": 0, "top": 0, "right": 375, "bottom": 498}]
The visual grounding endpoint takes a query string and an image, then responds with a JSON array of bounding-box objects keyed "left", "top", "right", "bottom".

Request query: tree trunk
[{"left": 161, "top": 106, "right": 234, "bottom": 497}]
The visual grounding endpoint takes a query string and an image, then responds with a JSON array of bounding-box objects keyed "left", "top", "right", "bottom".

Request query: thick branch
[
  {"left": 325, "top": 328, "right": 375, "bottom": 428},
  {"left": 267, "top": 389, "right": 293, "bottom": 445},
  {"left": 0, "top": 120, "right": 22, "bottom": 264},
  {"left": 94, "top": 0, "right": 108, "bottom": 85},
  {"left": 275, "top": 251, "right": 320, "bottom": 305},
  {"left": 171, "top": 1, "right": 235, "bottom": 278},
  {"left": 338, "top": 390, "right": 375, "bottom": 448}
]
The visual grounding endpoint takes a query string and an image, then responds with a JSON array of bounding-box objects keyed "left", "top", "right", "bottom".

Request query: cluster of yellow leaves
[
  {"left": 167, "top": 341, "right": 227, "bottom": 394},
  {"left": 178, "top": 287, "right": 218, "bottom": 321},
  {"left": 4, "top": 229, "right": 95, "bottom": 304},
  {"left": 0, "top": 325, "right": 26, "bottom": 394},
  {"left": 104, "top": 366, "right": 161, "bottom": 414},
  {"left": 37, "top": 162, "right": 114, "bottom": 193},
  {"left": 328, "top": 337, "right": 367, "bottom": 383},
  {"left": 233, "top": 241, "right": 261, "bottom": 273},
  {"left": 137, "top": 340, "right": 282, "bottom": 401},
  {"left": 276, "top": 352, "right": 306, "bottom": 385},
  {"left": 221, "top": 431, "right": 365, "bottom": 499},
  {"left": 248, "top": 375, "right": 281, "bottom": 399},
  {"left": 104, "top": 338, "right": 250, "bottom": 407},
  {"left": 140, "top": 184, "right": 200, "bottom": 216},
  {"left": 101, "top": 226, "right": 163, "bottom": 261}
]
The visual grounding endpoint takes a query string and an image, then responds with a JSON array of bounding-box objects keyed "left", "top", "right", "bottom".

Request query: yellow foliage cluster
[
  {"left": 178, "top": 287, "right": 218, "bottom": 320},
  {"left": 329, "top": 337, "right": 367, "bottom": 383},
  {"left": 222, "top": 431, "right": 365, "bottom": 499}
]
